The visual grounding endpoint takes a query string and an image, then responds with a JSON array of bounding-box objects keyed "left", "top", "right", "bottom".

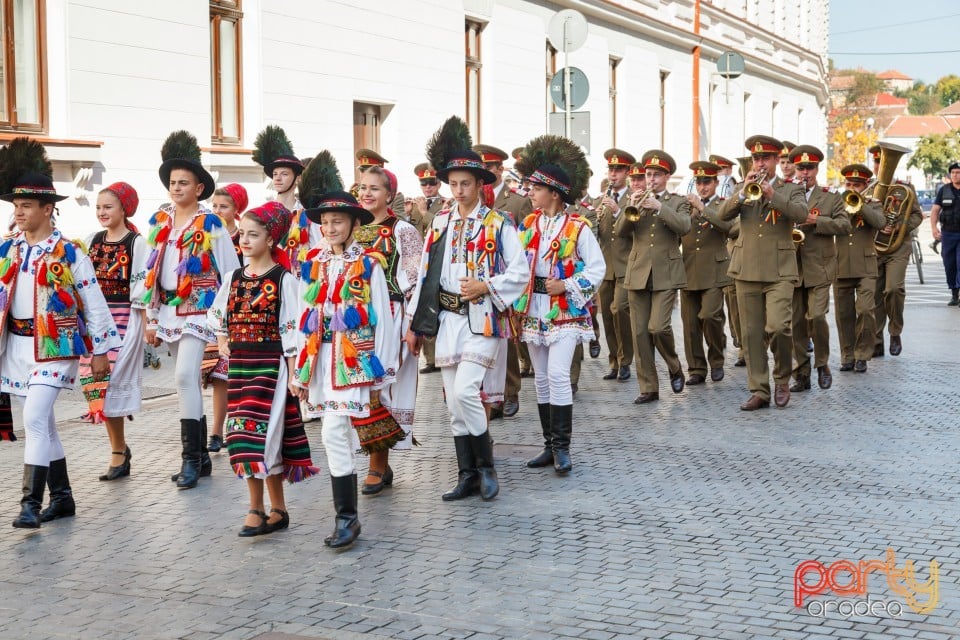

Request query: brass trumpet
[
  {"left": 743, "top": 169, "right": 767, "bottom": 202},
  {"left": 623, "top": 188, "right": 655, "bottom": 222},
  {"left": 843, "top": 189, "right": 863, "bottom": 215},
  {"left": 792, "top": 227, "right": 805, "bottom": 246}
]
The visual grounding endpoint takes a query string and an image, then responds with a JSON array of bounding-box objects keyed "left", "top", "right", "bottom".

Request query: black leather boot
[
  {"left": 199, "top": 415, "right": 212, "bottom": 477},
  {"left": 176, "top": 418, "right": 202, "bottom": 489},
  {"left": 551, "top": 404, "right": 573, "bottom": 474},
  {"left": 441, "top": 435, "right": 479, "bottom": 501},
  {"left": 324, "top": 474, "right": 361, "bottom": 548},
  {"left": 40, "top": 458, "right": 75, "bottom": 522},
  {"left": 526, "top": 403, "right": 554, "bottom": 468},
  {"left": 12, "top": 465, "right": 48, "bottom": 529},
  {"left": 470, "top": 431, "right": 499, "bottom": 501}
]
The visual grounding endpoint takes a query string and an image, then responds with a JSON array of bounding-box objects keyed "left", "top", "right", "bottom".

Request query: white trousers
[
  {"left": 527, "top": 336, "right": 578, "bottom": 406},
  {"left": 322, "top": 414, "right": 356, "bottom": 478},
  {"left": 440, "top": 360, "right": 488, "bottom": 436},
  {"left": 168, "top": 334, "right": 206, "bottom": 420},
  {"left": 19, "top": 385, "right": 65, "bottom": 466}
]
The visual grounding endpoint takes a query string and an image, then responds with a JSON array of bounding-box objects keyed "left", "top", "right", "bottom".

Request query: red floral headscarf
[
  {"left": 243, "top": 201, "right": 293, "bottom": 271},
  {"left": 221, "top": 183, "right": 249, "bottom": 214},
  {"left": 103, "top": 182, "right": 140, "bottom": 233}
]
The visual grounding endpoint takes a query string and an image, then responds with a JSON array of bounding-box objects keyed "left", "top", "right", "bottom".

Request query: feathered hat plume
[
  {"left": 515, "top": 135, "right": 590, "bottom": 203},
  {"left": 298, "top": 150, "right": 343, "bottom": 211},
  {"left": 252, "top": 124, "right": 303, "bottom": 174},
  {"left": 161, "top": 130, "right": 203, "bottom": 165},
  {"left": 0, "top": 137, "right": 66, "bottom": 203},
  {"left": 426, "top": 116, "right": 472, "bottom": 173}
]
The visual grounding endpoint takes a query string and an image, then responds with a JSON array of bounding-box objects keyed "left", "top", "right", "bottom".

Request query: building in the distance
[{"left": 0, "top": 0, "right": 829, "bottom": 238}]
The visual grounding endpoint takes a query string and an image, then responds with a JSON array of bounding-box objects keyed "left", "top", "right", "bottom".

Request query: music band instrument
[
  {"left": 743, "top": 169, "right": 767, "bottom": 202},
  {"left": 596, "top": 185, "right": 616, "bottom": 222},
  {"left": 623, "top": 188, "right": 656, "bottom": 222},
  {"left": 869, "top": 142, "right": 915, "bottom": 254},
  {"left": 843, "top": 189, "right": 863, "bottom": 215}
]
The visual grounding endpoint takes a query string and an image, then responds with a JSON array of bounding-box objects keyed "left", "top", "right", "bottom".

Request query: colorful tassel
[
  {"left": 343, "top": 306, "right": 361, "bottom": 329},
  {"left": 72, "top": 331, "right": 86, "bottom": 355}
]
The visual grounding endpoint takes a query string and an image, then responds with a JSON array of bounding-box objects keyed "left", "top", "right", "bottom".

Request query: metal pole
[{"left": 564, "top": 18, "right": 572, "bottom": 139}]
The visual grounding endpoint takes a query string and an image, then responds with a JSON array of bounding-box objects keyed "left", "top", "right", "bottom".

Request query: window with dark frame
[
  {"left": 210, "top": 0, "right": 243, "bottom": 144},
  {"left": 0, "top": 0, "right": 46, "bottom": 132},
  {"left": 465, "top": 19, "right": 483, "bottom": 142}
]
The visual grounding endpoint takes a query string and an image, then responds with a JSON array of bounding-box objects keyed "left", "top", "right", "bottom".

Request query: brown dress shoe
[
  {"left": 872, "top": 343, "right": 884, "bottom": 358},
  {"left": 889, "top": 335, "right": 902, "bottom": 356},
  {"left": 686, "top": 374, "right": 706, "bottom": 385},
  {"left": 711, "top": 368, "right": 724, "bottom": 382},
  {"left": 734, "top": 357, "right": 746, "bottom": 367},
  {"left": 633, "top": 392, "right": 659, "bottom": 404},
  {"left": 789, "top": 375, "right": 810, "bottom": 392},
  {"left": 774, "top": 383, "right": 791, "bottom": 407},
  {"left": 839, "top": 362, "right": 854, "bottom": 372},
  {"left": 740, "top": 395, "right": 770, "bottom": 411},
  {"left": 854, "top": 360, "right": 867, "bottom": 373},
  {"left": 817, "top": 365, "right": 832, "bottom": 389}
]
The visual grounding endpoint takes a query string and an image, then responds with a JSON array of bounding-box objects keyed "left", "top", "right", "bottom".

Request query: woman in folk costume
[
  {"left": 207, "top": 201, "right": 319, "bottom": 537},
  {"left": 294, "top": 151, "right": 402, "bottom": 548},
  {"left": 205, "top": 182, "right": 249, "bottom": 454},
  {"left": 354, "top": 164, "right": 424, "bottom": 494},
  {"left": 252, "top": 126, "right": 321, "bottom": 279},
  {"left": 78, "top": 182, "right": 148, "bottom": 481},
  {"left": 0, "top": 138, "right": 120, "bottom": 528},
  {"left": 404, "top": 117, "right": 528, "bottom": 502},
  {"left": 512, "top": 136, "right": 605, "bottom": 474},
  {"left": 143, "top": 131, "right": 241, "bottom": 490}
]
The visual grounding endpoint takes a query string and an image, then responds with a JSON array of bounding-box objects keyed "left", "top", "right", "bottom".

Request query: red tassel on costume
[
  {"left": 200, "top": 253, "right": 212, "bottom": 271},
  {"left": 558, "top": 296, "right": 569, "bottom": 311},
  {"left": 56, "top": 289, "right": 74, "bottom": 307},
  {"left": 317, "top": 281, "right": 329, "bottom": 304},
  {"left": 356, "top": 305, "right": 368, "bottom": 325},
  {"left": 46, "top": 314, "right": 58, "bottom": 337},
  {"left": 36, "top": 261, "right": 48, "bottom": 284},
  {"left": 564, "top": 261, "right": 575, "bottom": 278},
  {"left": 155, "top": 226, "right": 170, "bottom": 245}
]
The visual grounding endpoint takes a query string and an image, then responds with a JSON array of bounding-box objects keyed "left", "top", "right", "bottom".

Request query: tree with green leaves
[
  {"left": 936, "top": 75, "right": 960, "bottom": 108},
  {"left": 908, "top": 131, "right": 960, "bottom": 180}
]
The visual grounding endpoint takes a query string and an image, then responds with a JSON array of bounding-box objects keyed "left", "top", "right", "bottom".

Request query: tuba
[{"left": 870, "top": 142, "right": 915, "bottom": 254}]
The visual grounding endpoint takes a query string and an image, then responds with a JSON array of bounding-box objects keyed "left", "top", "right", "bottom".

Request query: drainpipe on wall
[{"left": 692, "top": 0, "right": 701, "bottom": 161}]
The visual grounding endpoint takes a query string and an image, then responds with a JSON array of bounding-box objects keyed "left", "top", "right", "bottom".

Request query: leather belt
[
  {"left": 158, "top": 289, "right": 178, "bottom": 304},
  {"left": 8, "top": 317, "right": 34, "bottom": 337},
  {"left": 533, "top": 276, "right": 549, "bottom": 294},
  {"left": 439, "top": 289, "right": 466, "bottom": 315}
]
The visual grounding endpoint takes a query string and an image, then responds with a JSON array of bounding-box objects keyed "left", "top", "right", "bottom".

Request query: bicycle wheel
[{"left": 913, "top": 240, "right": 924, "bottom": 284}]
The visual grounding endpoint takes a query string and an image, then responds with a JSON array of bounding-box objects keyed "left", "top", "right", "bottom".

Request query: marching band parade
[{"left": 0, "top": 116, "right": 925, "bottom": 546}]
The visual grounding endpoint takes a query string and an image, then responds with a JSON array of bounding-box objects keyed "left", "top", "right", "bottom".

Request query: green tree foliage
[
  {"left": 847, "top": 72, "right": 886, "bottom": 107},
  {"left": 936, "top": 75, "right": 960, "bottom": 107},
  {"left": 908, "top": 131, "right": 960, "bottom": 180}
]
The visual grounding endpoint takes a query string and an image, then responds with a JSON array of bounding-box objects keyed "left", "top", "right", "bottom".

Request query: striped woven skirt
[
  {"left": 80, "top": 301, "right": 142, "bottom": 421},
  {"left": 224, "top": 348, "right": 319, "bottom": 483}
]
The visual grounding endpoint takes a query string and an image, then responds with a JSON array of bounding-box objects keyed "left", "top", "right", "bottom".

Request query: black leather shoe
[
  {"left": 789, "top": 375, "right": 811, "bottom": 392},
  {"left": 617, "top": 365, "right": 631, "bottom": 381},
  {"left": 889, "top": 335, "right": 902, "bottom": 356},
  {"left": 734, "top": 357, "right": 746, "bottom": 367},
  {"left": 502, "top": 399, "right": 519, "bottom": 417},
  {"left": 488, "top": 404, "right": 504, "bottom": 420},
  {"left": 470, "top": 432, "right": 499, "bottom": 501},
  {"left": 633, "top": 392, "right": 659, "bottom": 404},
  {"left": 571, "top": 384, "right": 578, "bottom": 396},
  {"left": 602, "top": 368, "right": 618, "bottom": 380},
  {"left": 265, "top": 508, "right": 289, "bottom": 533},
  {"left": 711, "top": 368, "right": 724, "bottom": 382},
  {"left": 207, "top": 434, "right": 223, "bottom": 453},
  {"left": 817, "top": 365, "right": 832, "bottom": 389},
  {"left": 13, "top": 465, "right": 47, "bottom": 529},
  {"left": 238, "top": 509, "right": 269, "bottom": 537},
  {"left": 361, "top": 465, "right": 393, "bottom": 495},
  {"left": 873, "top": 343, "right": 884, "bottom": 358},
  {"left": 839, "top": 362, "right": 854, "bottom": 372},
  {"left": 854, "top": 360, "right": 867, "bottom": 373},
  {"left": 686, "top": 374, "right": 705, "bottom": 385},
  {"left": 442, "top": 436, "right": 479, "bottom": 501},
  {"left": 520, "top": 368, "right": 533, "bottom": 378},
  {"left": 589, "top": 340, "right": 601, "bottom": 358},
  {"left": 100, "top": 446, "right": 131, "bottom": 481},
  {"left": 419, "top": 363, "right": 438, "bottom": 374},
  {"left": 40, "top": 458, "right": 75, "bottom": 523},
  {"left": 670, "top": 371, "right": 684, "bottom": 394},
  {"left": 325, "top": 475, "right": 361, "bottom": 548}
]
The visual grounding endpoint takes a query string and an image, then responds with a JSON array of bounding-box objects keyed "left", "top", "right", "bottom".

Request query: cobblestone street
[{"left": 0, "top": 234, "right": 956, "bottom": 640}]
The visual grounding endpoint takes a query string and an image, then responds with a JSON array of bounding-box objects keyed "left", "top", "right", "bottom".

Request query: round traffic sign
[
  {"left": 717, "top": 51, "right": 745, "bottom": 79},
  {"left": 550, "top": 67, "right": 590, "bottom": 111},
  {"left": 547, "top": 9, "right": 588, "bottom": 53}
]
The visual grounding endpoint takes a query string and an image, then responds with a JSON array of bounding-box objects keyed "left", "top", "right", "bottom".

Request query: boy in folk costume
[
  {"left": 207, "top": 201, "right": 319, "bottom": 537},
  {"left": 294, "top": 152, "right": 402, "bottom": 548},
  {"left": 512, "top": 136, "right": 605, "bottom": 474},
  {"left": 143, "top": 131, "right": 241, "bottom": 489},
  {"left": 0, "top": 138, "right": 120, "bottom": 527},
  {"left": 252, "top": 126, "right": 320, "bottom": 279},
  {"left": 354, "top": 165, "right": 424, "bottom": 494},
  {"left": 405, "top": 117, "right": 528, "bottom": 502}
]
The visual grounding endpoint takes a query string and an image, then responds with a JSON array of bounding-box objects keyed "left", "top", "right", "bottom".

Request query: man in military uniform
[
  {"left": 474, "top": 144, "right": 534, "bottom": 416},
  {"left": 834, "top": 164, "right": 886, "bottom": 373},
  {"left": 719, "top": 135, "right": 808, "bottom": 410},
  {"left": 614, "top": 150, "right": 691, "bottom": 403},
  {"left": 356, "top": 149, "right": 406, "bottom": 212},
  {"left": 410, "top": 163, "right": 447, "bottom": 373},
  {"left": 596, "top": 149, "right": 636, "bottom": 382},
  {"left": 788, "top": 145, "right": 850, "bottom": 392},
  {"left": 680, "top": 161, "right": 733, "bottom": 385},
  {"left": 868, "top": 145, "right": 924, "bottom": 357},
  {"left": 709, "top": 154, "right": 736, "bottom": 199},
  {"left": 779, "top": 141, "right": 797, "bottom": 182}
]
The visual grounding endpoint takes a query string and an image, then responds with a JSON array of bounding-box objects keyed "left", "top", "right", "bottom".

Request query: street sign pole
[{"left": 564, "top": 18, "right": 572, "bottom": 139}]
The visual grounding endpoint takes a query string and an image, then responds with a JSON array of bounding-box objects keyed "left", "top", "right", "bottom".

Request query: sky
[{"left": 828, "top": 0, "right": 958, "bottom": 84}]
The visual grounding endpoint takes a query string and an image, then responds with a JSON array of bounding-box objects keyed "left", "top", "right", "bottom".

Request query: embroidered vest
[
  {"left": 513, "top": 211, "right": 592, "bottom": 323},
  {"left": 296, "top": 246, "right": 386, "bottom": 390},
  {"left": 226, "top": 264, "right": 285, "bottom": 351},
  {"left": 0, "top": 235, "right": 94, "bottom": 361},
  {"left": 88, "top": 231, "right": 139, "bottom": 303},
  {"left": 281, "top": 207, "right": 311, "bottom": 278},
  {"left": 142, "top": 207, "right": 223, "bottom": 316},
  {"left": 355, "top": 215, "right": 403, "bottom": 301}
]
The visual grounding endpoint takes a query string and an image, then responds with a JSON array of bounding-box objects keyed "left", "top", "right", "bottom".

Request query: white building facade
[{"left": 0, "top": 0, "right": 829, "bottom": 238}]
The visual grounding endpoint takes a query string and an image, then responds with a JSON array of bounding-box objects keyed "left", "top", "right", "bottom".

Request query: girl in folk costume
[
  {"left": 143, "top": 131, "right": 241, "bottom": 490},
  {"left": 513, "top": 136, "right": 605, "bottom": 474},
  {"left": 354, "top": 164, "right": 424, "bottom": 494},
  {"left": 0, "top": 138, "right": 120, "bottom": 528},
  {"left": 294, "top": 152, "right": 401, "bottom": 549},
  {"left": 404, "top": 117, "right": 528, "bottom": 502},
  {"left": 207, "top": 201, "right": 319, "bottom": 537},
  {"left": 252, "top": 126, "right": 321, "bottom": 279},
  {"left": 79, "top": 182, "right": 149, "bottom": 481},
  {"left": 205, "top": 183, "right": 249, "bottom": 454}
]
